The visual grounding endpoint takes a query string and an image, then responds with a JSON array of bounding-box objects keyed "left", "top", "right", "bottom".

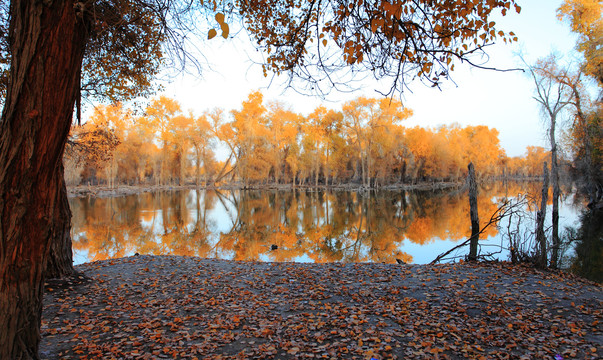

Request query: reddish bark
[
  {"left": 0, "top": 1, "right": 88, "bottom": 358},
  {"left": 45, "top": 163, "right": 74, "bottom": 280}
]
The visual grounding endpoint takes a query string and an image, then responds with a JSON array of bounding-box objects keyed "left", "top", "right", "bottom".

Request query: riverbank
[
  {"left": 67, "top": 182, "right": 464, "bottom": 198},
  {"left": 40, "top": 256, "right": 602, "bottom": 359}
]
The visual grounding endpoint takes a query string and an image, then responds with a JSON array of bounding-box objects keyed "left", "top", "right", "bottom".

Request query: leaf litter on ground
[{"left": 40, "top": 255, "right": 602, "bottom": 359}]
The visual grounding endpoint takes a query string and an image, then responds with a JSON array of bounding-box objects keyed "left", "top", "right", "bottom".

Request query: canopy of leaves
[
  {"left": 0, "top": 0, "right": 170, "bottom": 103},
  {"left": 557, "top": 0, "right": 603, "bottom": 86},
  {"left": 1, "top": 0, "right": 523, "bottom": 102},
  {"left": 80, "top": 1, "right": 166, "bottom": 103},
  {"left": 236, "top": 0, "right": 521, "bottom": 95}
]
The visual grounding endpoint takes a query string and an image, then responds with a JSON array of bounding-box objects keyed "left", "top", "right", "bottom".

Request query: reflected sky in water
[{"left": 69, "top": 182, "right": 582, "bottom": 265}]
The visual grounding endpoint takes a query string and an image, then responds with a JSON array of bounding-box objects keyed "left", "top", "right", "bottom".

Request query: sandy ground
[{"left": 40, "top": 256, "right": 601, "bottom": 359}]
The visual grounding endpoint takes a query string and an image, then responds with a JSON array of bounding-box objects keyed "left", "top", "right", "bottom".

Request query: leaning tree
[
  {"left": 0, "top": 0, "right": 165, "bottom": 279},
  {"left": 0, "top": 0, "right": 521, "bottom": 358}
]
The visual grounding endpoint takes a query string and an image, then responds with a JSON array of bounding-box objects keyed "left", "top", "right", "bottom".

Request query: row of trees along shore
[{"left": 66, "top": 93, "right": 557, "bottom": 189}]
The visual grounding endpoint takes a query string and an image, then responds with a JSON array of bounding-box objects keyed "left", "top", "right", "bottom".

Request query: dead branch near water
[{"left": 431, "top": 197, "right": 528, "bottom": 264}]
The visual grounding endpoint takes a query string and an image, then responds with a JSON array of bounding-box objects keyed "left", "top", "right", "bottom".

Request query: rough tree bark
[
  {"left": 0, "top": 1, "right": 88, "bottom": 358},
  {"left": 45, "top": 163, "right": 74, "bottom": 279},
  {"left": 536, "top": 162, "right": 550, "bottom": 268},
  {"left": 467, "top": 162, "right": 480, "bottom": 261}
]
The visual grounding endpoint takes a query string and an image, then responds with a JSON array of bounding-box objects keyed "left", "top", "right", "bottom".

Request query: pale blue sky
[{"left": 162, "top": 0, "right": 580, "bottom": 158}]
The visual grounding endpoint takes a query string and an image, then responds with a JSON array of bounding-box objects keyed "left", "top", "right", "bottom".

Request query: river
[{"left": 69, "top": 181, "right": 597, "bottom": 274}]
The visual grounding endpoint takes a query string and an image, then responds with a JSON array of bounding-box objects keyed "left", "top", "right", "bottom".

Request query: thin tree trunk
[
  {"left": 550, "top": 124, "right": 560, "bottom": 268},
  {"left": 161, "top": 146, "right": 168, "bottom": 186},
  {"left": 366, "top": 152, "right": 371, "bottom": 187},
  {"left": 180, "top": 148, "right": 186, "bottom": 185},
  {"left": 315, "top": 154, "right": 319, "bottom": 188},
  {"left": 468, "top": 162, "right": 480, "bottom": 261},
  {"left": 202, "top": 147, "right": 208, "bottom": 187},
  {"left": 195, "top": 149, "right": 200, "bottom": 188},
  {"left": 536, "top": 162, "right": 550, "bottom": 268},
  {"left": 363, "top": 155, "right": 368, "bottom": 187},
  {"left": 0, "top": 1, "right": 88, "bottom": 358},
  {"left": 325, "top": 148, "right": 330, "bottom": 187},
  {"left": 213, "top": 151, "right": 234, "bottom": 185}
]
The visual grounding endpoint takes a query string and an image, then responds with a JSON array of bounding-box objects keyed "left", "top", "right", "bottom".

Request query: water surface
[{"left": 70, "top": 182, "right": 582, "bottom": 266}]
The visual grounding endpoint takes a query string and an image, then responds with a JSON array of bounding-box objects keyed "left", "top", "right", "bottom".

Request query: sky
[{"left": 161, "top": 0, "right": 580, "bottom": 158}]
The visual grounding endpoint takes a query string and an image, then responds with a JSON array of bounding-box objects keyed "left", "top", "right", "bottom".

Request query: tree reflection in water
[
  {"left": 70, "top": 182, "right": 582, "bottom": 266},
  {"left": 562, "top": 208, "right": 603, "bottom": 283}
]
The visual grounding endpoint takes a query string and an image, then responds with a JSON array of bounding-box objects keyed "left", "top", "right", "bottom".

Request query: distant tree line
[{"left": 65, "top": 92, "right": 558, "bottom": 188}]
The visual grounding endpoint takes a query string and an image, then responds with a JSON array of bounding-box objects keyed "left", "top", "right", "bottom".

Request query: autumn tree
[
  {"left": 65, "top": 115, "right": 121, "bottom": 185},
  {"left": 528, "top": 56, "right": 574, "bottom": 268},
  {"left": 72, "top": 103, "right": 132, "bottom": 188},
  {"left": 128, "top": 116, "right": 160, "bottom": 184},
  {"left": 141, "top": 96, "right": 183, "bottom": 185},
  {"left": 403, "top": 126, "right": 435, "bottom": 181},
  {"left": 0, "top": 0, "right": 523, "bottom": 357},
  {"left": 0, "top": 1, "right": 203, "bottom": 356},
  {"left": 557, "top": 0, "right": 603, "bottom": 205},
  {"left": 320, "top": 110, "right": 344, "bottom": 186},
  {"left": 299, "top": 108, "right": 346, "bottom": 186},
  {"left": 0, "top": 0, "right": 165, "bottom": 276},
  {"left": 557, "top": 0, "right": 603, "bottom": 87},
  {"left": 368, "top": 99, "right": 412, "bottom": 186},
  {"left": 230, "top": 91, "right": 271, "bottom": 186},
  {"left": 170, "top": 114, "right": 194, "bottom": 185},
  {"left": 266, "top": 101, "right": 302, "bottom": 184},
  {"left": 304, "top": 107, "right": 327, "bottom": 187},
  {"left": 461, "top": 125, "right": 506, "bottom": 178},
  {"left": 524, "top": 146, "right": 550, "bottom": 176},
  {"left": 188, "top": 114, "right": 215, "bottom": 187},
  {"left": 0, "top": 0, "right": 167, "bottom": 285},
  {"left": 436, "top": 125, "right": 467, "bottom": 180},
  {"left": 342, "top": 97, "right": 411, "bottom": 187},
  {"left": 0, "top": 2, "right": 90, "bottom": 356}
]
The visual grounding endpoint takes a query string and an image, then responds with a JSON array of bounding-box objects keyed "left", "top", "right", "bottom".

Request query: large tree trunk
[{"left": 0, "top": 1, "right": 88, "bottom": 358}]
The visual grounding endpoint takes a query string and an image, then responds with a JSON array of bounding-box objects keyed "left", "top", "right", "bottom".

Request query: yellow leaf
[
  {"left": 215, "top": 12, "right": 225, "bottom": 24},
  {"left": 221, "top": 22, "right": 229, "bottom": 38},
  {"left": 208, "top": 29, "right": 217, "bottom": 40}
]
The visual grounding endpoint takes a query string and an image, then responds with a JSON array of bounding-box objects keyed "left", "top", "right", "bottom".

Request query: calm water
[{"left": 69, "top": 182, "right": 585, "bottom": 266}]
